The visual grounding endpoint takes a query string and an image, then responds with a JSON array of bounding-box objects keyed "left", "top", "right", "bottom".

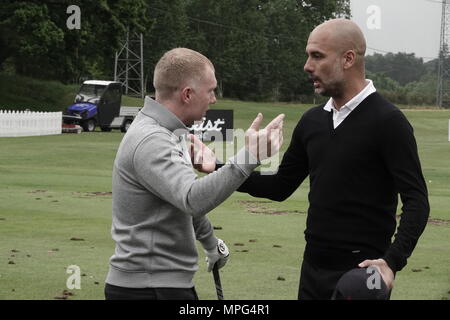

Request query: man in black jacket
[{"left": 197, "top": 19, "right": 429, "bottom": 299}]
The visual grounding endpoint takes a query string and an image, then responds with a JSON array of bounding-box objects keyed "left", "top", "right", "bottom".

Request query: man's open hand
[{"left": 245, "top": 113, "right": 284, "bottom": 162}]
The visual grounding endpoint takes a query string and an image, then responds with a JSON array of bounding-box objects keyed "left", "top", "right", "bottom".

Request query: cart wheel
[
  {"left": 121, "top": 119, "right": 132, "bottom": 133},
  {"left": 82, "top": 119, "right": 96, "bottom": 132}
]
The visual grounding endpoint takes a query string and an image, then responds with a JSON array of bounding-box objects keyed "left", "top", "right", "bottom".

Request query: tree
[
  {"left": 366, "top": 52, "right": 426, "bottom": 86},
  {"left": 0, "top": 1, "right": 64, "bottom": 77},
  {"left": 0, "top": 0, "right": 148, "bottom": 83},
  {"left": 0, "top": 0, "right": 353, "bottom": 101},
  {"left": 184, "top": 0, "right": 269, "bottom": 100},
  {"left": 405, "top": 73, "right": 438, "bottom": 106},
  {"left": 184, "top": 0, "right": 351, "bottom": 101},
  {"left": 143, "top": 0, "right": 191, "bottom": 92},
  {"left": 262, "top": 0, "right": 351, "bottom": 101}
]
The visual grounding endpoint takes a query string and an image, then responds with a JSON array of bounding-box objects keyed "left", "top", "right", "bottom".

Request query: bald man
[{"left": 235, "top": 19, "right": 430, "bottom": 299}]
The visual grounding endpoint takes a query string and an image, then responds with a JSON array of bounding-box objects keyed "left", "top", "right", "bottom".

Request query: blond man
[{"left": 105, "top": 48, "right": 284, "bottom": 300}]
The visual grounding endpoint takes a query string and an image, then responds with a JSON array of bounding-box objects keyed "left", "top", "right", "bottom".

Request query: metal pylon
[
  {"left": 437, "top": 0, "right": 450, "bottom": 108},
  {"left": 114, "top": 30, "right": 144, "bottom": 99}
]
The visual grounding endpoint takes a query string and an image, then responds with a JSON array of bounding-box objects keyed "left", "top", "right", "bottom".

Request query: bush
[
  {"left": 0, "top": 73, "right": 79, "bottom": 111},
  {"left": 368, "top": 71, "right": 438, "bottom": 106}
]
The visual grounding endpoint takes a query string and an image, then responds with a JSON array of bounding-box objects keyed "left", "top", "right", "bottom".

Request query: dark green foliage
[
  {"left": 0, "top": 73, "right": 78, "bottom": 111},
  {"left": 0, "top": 0, "right": 148, "bottom": 83},
  {"left": 0, "top": 0, "right": 354, "bottom": 101},
  {"left": 366, "top": 52, "right": 427, "bottom": 86},
  {"left": 366, "top": 52, "right": 439, "bottom": 106}
]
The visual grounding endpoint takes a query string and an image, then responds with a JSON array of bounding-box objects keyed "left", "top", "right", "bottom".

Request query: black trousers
[
  {"left": 104, "top": 283, "right": 199, "bottom": 300},
  {"left": 298, "top": 259, "right": 393, "bottom": 300},
  {"left": 298, "top": 259, "right": 349, "bottom": 300}
]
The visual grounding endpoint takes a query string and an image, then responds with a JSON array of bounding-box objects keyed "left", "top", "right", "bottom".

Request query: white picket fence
[{"left": 0, "top": 110, "right": 62, "bottom": 137}]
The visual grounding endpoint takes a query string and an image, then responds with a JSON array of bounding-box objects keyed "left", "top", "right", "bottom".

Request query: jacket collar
[{"left": 140, "top": 96, "right": 188, "bottom": 136}]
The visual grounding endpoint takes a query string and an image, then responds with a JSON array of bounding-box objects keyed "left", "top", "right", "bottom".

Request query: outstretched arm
[
  {"left": 237, "top": 119, "right": 309, "bottom": 201},
  {"left": 134, "top": 113, "right": 285, "bottom": 218},
  {"left": 193, "top": 116, "right": 310, "bottom": 201}
]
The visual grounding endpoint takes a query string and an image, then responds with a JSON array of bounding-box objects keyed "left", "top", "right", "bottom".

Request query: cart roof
[{"left": 83, "top": 80, "right": 121, "bottom": 86}]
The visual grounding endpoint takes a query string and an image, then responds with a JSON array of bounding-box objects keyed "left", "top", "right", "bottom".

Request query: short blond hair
[{"left": 153, "top": 48, "right": 214, "bottom": 100}]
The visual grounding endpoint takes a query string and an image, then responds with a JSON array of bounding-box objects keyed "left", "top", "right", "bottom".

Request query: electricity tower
[
  {"left": 437, "top": 0, "right": 450, "bottom": 108},
  {"left": 114, "top": 30, "right": 145, "bottom": 99}
]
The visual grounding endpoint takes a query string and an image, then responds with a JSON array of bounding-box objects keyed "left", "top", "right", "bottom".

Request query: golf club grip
[{"left": 213, "top": 263, "right": 224, "bottom": 300}]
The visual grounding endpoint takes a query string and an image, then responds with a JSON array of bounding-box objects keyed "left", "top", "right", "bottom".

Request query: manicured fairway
[{"left": 0, "top": 100, "right": 449, "bottom": 299}]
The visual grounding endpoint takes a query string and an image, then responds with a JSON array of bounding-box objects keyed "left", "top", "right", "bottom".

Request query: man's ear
[
  {"left": 180, "top": 86, "right": 194, "bottom": 104},
  {"left": 343, "top": 50, "right": 356, "bottom": 70}
]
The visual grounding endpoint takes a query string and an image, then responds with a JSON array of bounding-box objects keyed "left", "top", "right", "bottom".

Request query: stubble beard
[
  {"left": 317, "top": 81, "right": 343, "bottom": 98},
  {"left": 317, "top": 71, "right": 345, "bottom": 99},
  {"left": 315, "top": 60, "right": 346, "bottom": 99}
]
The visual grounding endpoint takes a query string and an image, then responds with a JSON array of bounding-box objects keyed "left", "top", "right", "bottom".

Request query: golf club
[{"left": 212, "top": 263, "right": 223, "bottom": 300}]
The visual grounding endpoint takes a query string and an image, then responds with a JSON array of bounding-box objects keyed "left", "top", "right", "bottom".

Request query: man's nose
[
  {"left": 210, "top": 93, "right": 217, "bottom": 104},
  {"left": 304, "top": 57, "right": 313, "bottom": 73}
]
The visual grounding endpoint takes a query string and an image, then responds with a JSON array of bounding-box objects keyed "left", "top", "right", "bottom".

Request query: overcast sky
[{"left": 350, "top": 0, "right": 442, "bottom": 61}]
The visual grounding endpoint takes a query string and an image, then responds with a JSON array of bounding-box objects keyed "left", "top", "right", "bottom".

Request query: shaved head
[
  {"left": 304, "top": 19, "right": 368, "bottom": 106},
  {"left": 310, "top": 19, "right": 366, "bottom": 63}
]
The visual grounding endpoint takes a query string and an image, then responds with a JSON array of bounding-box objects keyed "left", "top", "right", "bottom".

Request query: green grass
[
  {"left": 0, "top": 101, "right": 449, "bottom": 300},
  {"left": 121, "top": 95, "right": 145, "bottom": 107}
]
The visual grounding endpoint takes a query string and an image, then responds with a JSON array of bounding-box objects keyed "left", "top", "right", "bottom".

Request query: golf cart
[{"left": 63, "top": 80, "right": 139, "bottom": 132}]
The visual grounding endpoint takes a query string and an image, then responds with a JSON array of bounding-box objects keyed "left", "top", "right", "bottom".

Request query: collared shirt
[{"left": 323, "top": 79, "right": 376, "bottom": 129}]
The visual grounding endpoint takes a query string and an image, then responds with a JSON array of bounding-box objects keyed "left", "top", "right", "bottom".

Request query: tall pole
[
  {"left": 125, "top": 29, "right": 130, "bottom": 96},
  {"left": 114, "top": 51, "right": 118, "bottom": 82},
  {"left": 140, "top": 33, "right": 144, "bottom": 99},
  {"left": 437, "top": 0, "right": 450, "bottom": 108}
]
